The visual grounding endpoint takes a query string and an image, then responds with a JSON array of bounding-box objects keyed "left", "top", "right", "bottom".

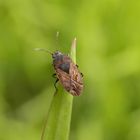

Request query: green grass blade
[{"left": 41, "top": 38, "right": 77, "bottom": 140}]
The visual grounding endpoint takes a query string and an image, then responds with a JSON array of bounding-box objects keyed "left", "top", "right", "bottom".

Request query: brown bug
[{"left": 35, "top": 39, "right": 83, "bottom": 96}]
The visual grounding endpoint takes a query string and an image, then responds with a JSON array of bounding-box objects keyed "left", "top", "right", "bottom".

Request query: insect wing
[
  {"left": 69, "top": 62, "right": 83, "bottom": 96},
  {"left": 55, "top": 68, "right": 71, "bottom": 92}
]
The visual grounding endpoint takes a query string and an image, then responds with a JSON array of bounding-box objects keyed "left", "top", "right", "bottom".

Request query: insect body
[
  {"left": 52, "top": 51, "right": 83, "bottom": 96},
  {"left": 34, "top": 40, "right": 83, "bottom": 96}
]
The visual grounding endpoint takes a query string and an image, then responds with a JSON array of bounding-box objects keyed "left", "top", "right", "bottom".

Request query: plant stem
[{"left": 41, "top": 38, "right": 77, "bottom": 140}]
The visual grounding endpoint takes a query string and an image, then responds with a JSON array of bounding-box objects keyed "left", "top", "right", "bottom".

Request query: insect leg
[
  {"left": 81, "top": 73, "right": 84, "bottom": 77},
  {"left": 52, "top": 73, "right": 57, "bottom": 78},
  {"left": 76, "top": 65, "right": 83, "bottom": 77},
  {"left": 54, "top": 78, "right": 59, "bottom": 94},
  {"left": 76, "top": 64, "right": 79, "bottom": 68}
]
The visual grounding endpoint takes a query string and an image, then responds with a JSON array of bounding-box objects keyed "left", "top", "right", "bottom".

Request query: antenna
[
  {"left": 33, "top": 48, "right": 53, "bottom": 55},
  {"left": 56, "top": 31, "right": 59, "bottom": 39},
  {"left": 34, "top": 31, "right": 60, "bottom": 55},
  {"left": 55, "top": 31, "right": 60, "bottom": 49}
]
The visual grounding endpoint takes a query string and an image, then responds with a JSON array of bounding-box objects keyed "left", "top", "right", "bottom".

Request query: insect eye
[
  {"left": 57, "top": 51, "right": 62, "bottom": 55},
  {"left": 53, "top": 51, "right": 62, "bottom": 57}
]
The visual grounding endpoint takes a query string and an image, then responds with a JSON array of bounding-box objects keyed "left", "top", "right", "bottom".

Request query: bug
[{"left": 35, "top": 39, "right": 83, "bottom": 96}]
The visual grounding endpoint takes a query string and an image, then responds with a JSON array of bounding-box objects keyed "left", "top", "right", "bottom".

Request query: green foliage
[{"left": 0, "top": 0, "right": 140, "bottom": 140}]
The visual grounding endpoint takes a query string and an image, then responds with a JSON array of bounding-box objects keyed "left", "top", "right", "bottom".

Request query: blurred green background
[{"left": 0, "top": 0, "right": 140, "bottom": 140}]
